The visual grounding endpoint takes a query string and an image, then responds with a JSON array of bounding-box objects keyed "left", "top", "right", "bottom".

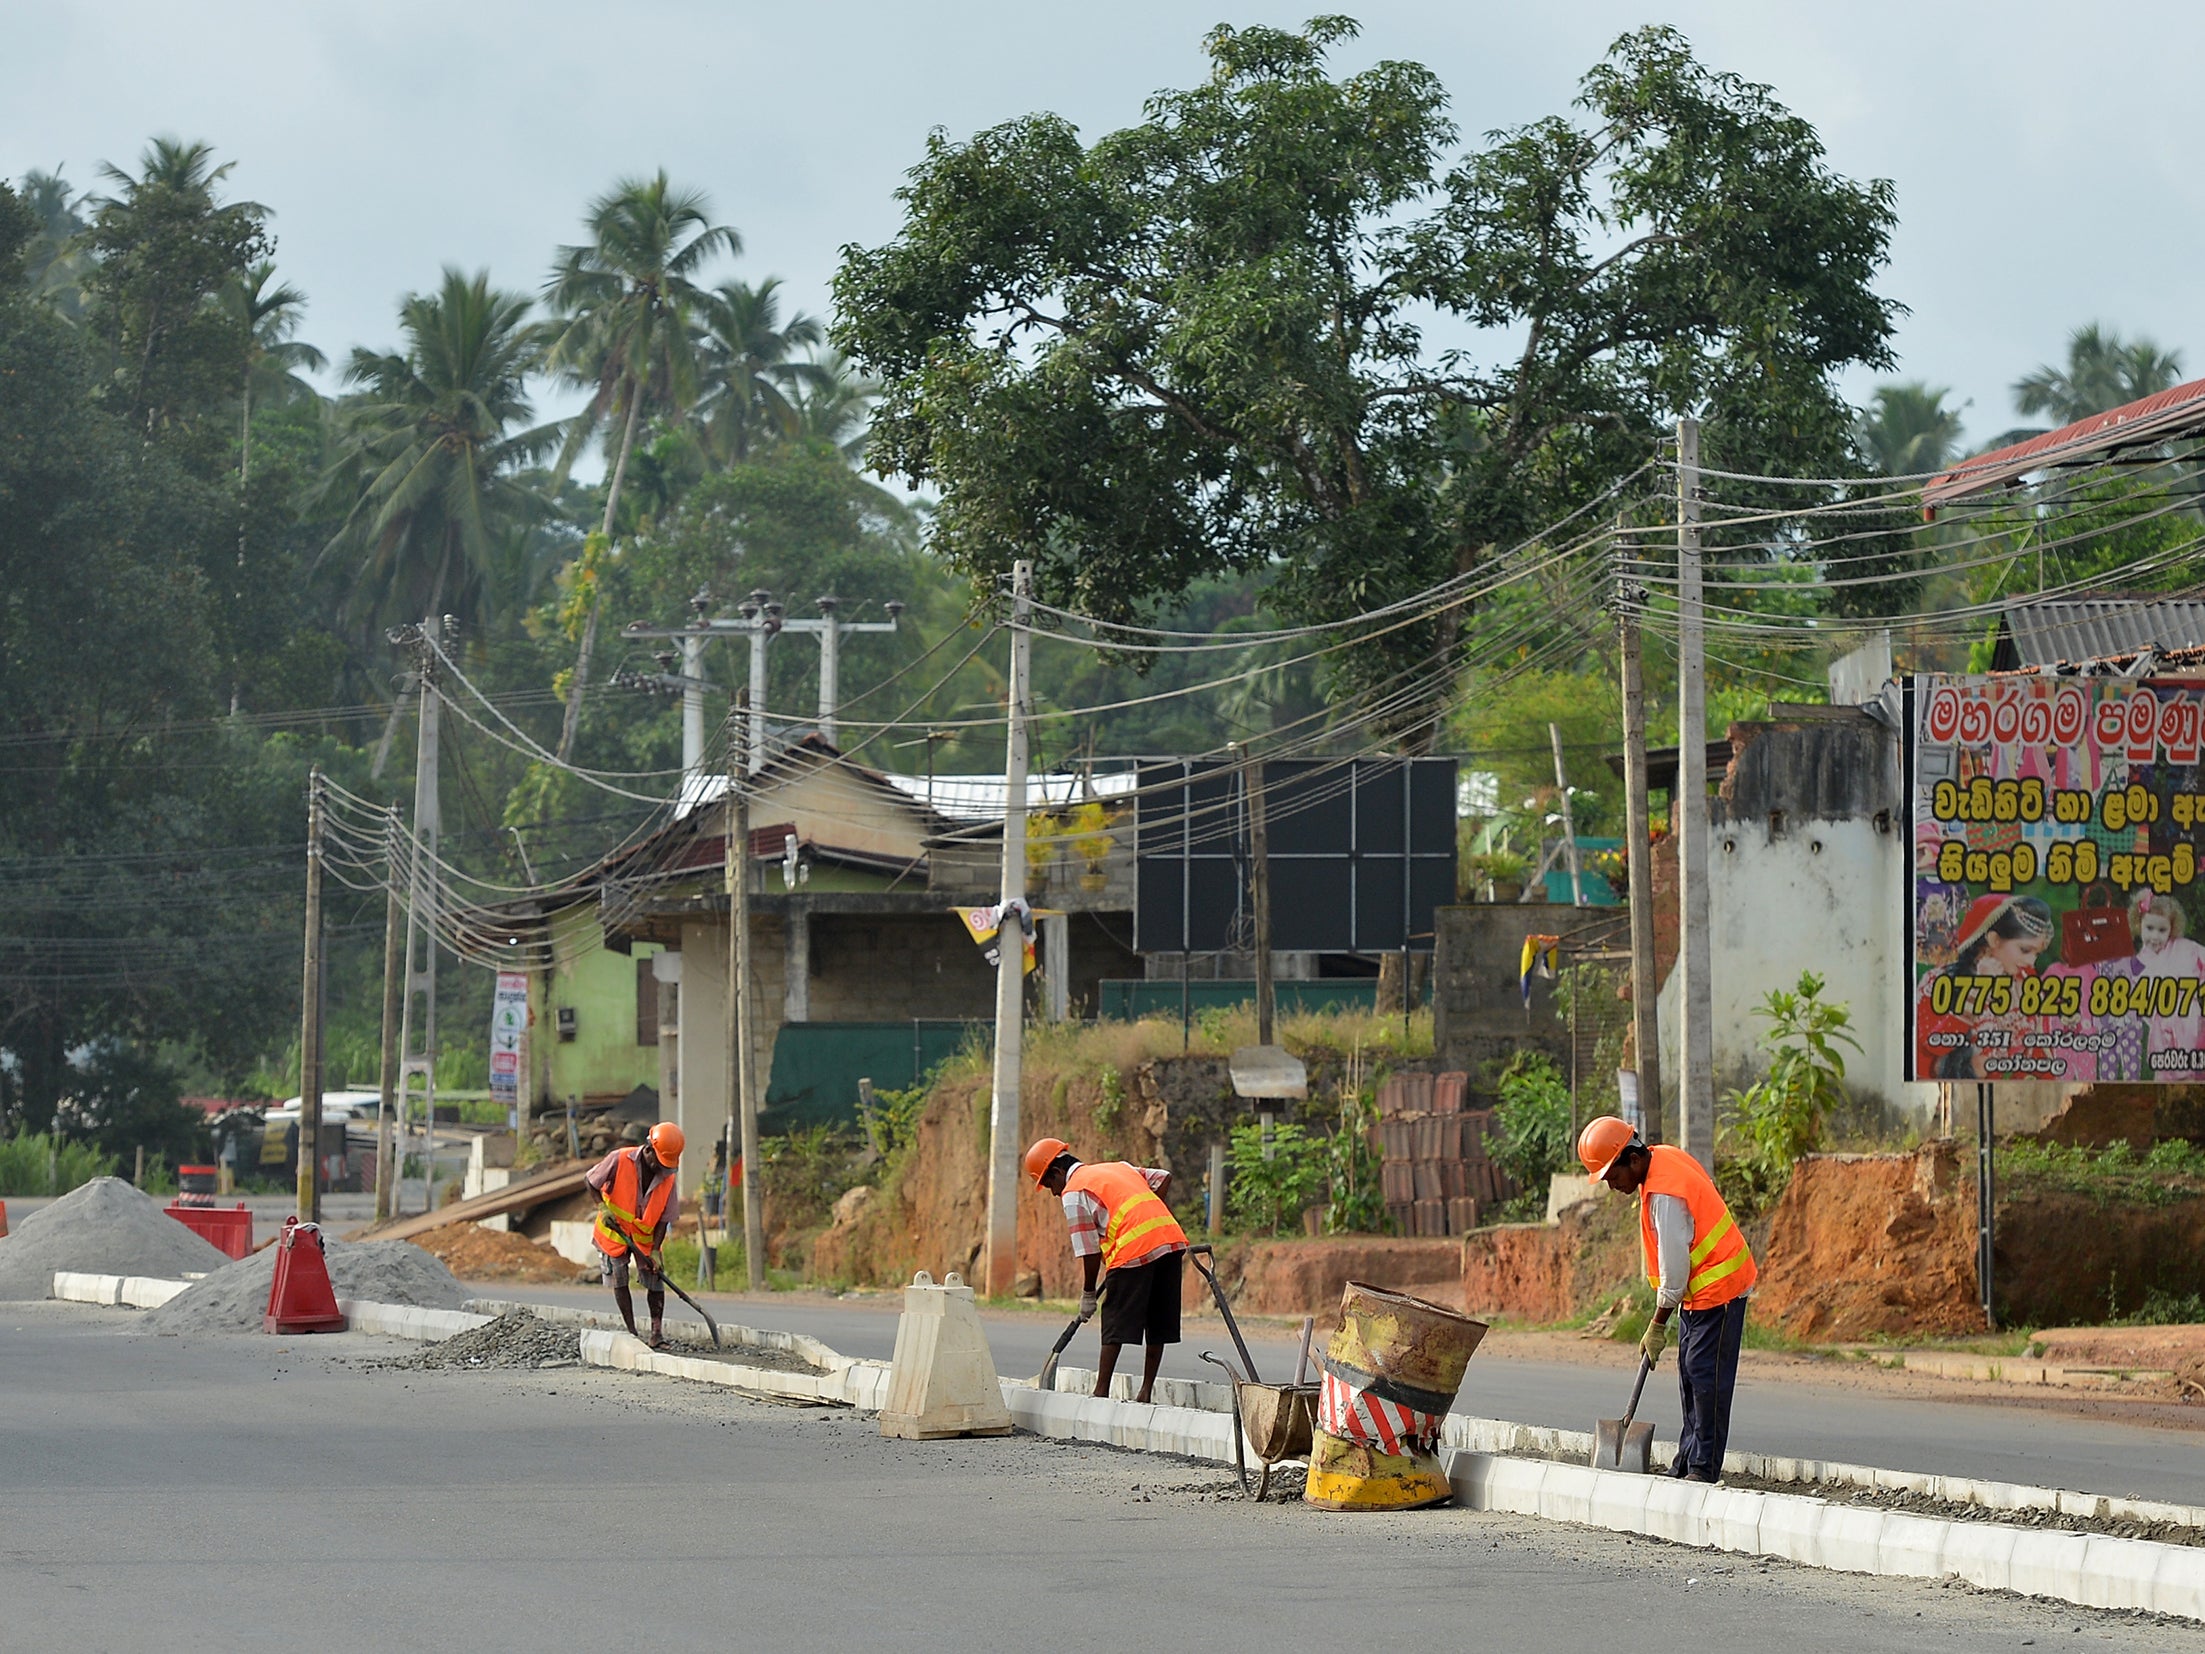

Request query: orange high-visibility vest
[
  {"left": 1065, "top": 1161, "right": 1187, "bottom": 1268},
  {"left": 1639, "top": 1145, "right": 1756, "bottom": 1311},
  {"left": 594, "top": 1148, "right": 673, "bottom": 1259}
]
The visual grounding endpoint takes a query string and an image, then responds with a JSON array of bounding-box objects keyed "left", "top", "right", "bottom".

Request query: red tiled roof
[{"left": 1924, "top": 377, "right": 2205, "bottom": 513}]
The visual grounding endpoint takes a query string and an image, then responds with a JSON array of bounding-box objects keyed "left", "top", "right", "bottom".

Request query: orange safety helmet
[
  {"left": 648, "top": 1121, "right": 686, "bottom": 1167},
  {"left": 1576, "top": 1115, "right": 1639, "bottom": 1181},
  {"left": 1023, "top": 1137, "right": 1072, "bottom": 1187}
]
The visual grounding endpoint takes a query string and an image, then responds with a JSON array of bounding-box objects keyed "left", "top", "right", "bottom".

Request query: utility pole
[
  {"left": 1549, "top": 723, "right": 1585, "bottom": 908},
  {"left": 728, "top": 692, "right": 764, "bottom": 1292},
  {"left": 779, "top": 595, "right": 904, "bottom": 748},
  {"left": 1617, "top": 533, "right": 1665, "bottom": 1145},
  {"left": 296, "top": 768, "right": 325, "bottom": 1223},
  {"left": 1675, "top": 416, "right": 1715, "bottom": 1169},
  {"left": 374, "top": 804, "right": 403, "bottom": 1220},
  {"left": 1236, "top": 743, "right": 1275, "bottom": 1046},
  {"left": 389, "top": 617, "right": 448, "bottom": 1215},
  {"left": 984, "top": 561, "right": 1034, "bottom": 1299}
]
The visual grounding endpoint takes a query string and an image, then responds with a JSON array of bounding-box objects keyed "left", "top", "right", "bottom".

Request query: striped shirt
[{"left": 1062, "top": 1164, "right": 1182, "bottom": 1269}]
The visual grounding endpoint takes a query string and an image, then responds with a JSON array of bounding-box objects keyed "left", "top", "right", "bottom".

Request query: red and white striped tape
[{"left": 1318, "top": 1369, "right": 1440, "bottom": 1456}]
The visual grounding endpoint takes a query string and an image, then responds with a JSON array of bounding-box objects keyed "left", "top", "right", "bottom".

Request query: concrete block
[
  {"left": 2008, "top": 1528, "right": 2091, "bottom": 1604},
  {"left": 1703, "top": 1487, "right": 1765, "bottom": 1555},
  {"left": 1814, "top": 1505, "right": 1889, "bottom": 1576},
  {"left": 1585, "top": 1468, "right": 1655, "bottom": 1534},
  {"left": 1754, "top": 1491, "right": 1824, "bottom": 1569},
  {"left": 1936, "top": 1523, "right": 2018, "bottom": 1593},
  {"left": 118, "top": 1277, "right": 190, "bottom": 1308},
  {"left": 51, "top": 1272, "right": 122, "bottom": 1305},
  {"left": 878, "top": 1272, "right": 1013, "bottom": 1440},
  {"left": 2149, "top": 1545, "right": 2205, "bottom": 1621},
  {"left": 1639, "top": 1479, "right": 1709, "bottom": 1548},
  {"left": 546, "top": 1221, "right": 597, "bottom": 1266},
  {"left": 1876, "top": 1511, "right": 1949, "bottom": 1579},
  {"left": 1536, "top": 1462, "right": 1599, "bottom": 1527},
  {"left": 2077, "top": 1534, "right": 2163, "bottom": 1612}
]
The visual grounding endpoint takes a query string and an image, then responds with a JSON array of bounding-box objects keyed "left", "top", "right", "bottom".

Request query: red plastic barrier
[
  {"left": 166, "top": 1201, "right": 253, "bottom": 1259},
  {"left": 264, "top": 1216, "right": 345, "bottom": 1334}
]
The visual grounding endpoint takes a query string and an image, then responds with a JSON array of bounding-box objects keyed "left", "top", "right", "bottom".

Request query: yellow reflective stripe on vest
[
  {"left": 1689, "top": 1212, "right": 1737, "bottom": 1268},
  {"left": 1104, "top": 1193, "right": 1171, "bottom": 1260},
  {"left": 597, "top": 1198, "right": 654, "bottom": 1250},
  {"left": 1688, "top": 1246, "right": 1752, "bottom": 1298}
]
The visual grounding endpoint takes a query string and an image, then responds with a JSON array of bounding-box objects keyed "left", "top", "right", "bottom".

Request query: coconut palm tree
[
  {"left": 1854, "top": 382, "right": 1967, "bottom": 477},
  {"left": 693, "top": 277, "right": 828, "bottom": 463},
  {"left": 317, "top": 268, "right": 552, "bottom": 635},
  {"left": 2001, "top": 324, "right": 2187, "bottom": 443},
  {"left": 225, "top": 261, "right": 325, "bottom": 483},
  {"left": 789, "top": 350, "right": 878, "bottom": 464},
  {"left": 19, "top": 168, "right": 92, "bottom": 322},
  {"left": 541, "top": 172, "right": 739, "bottom": 757}
]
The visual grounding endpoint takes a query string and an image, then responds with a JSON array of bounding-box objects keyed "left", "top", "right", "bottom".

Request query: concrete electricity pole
[
  {"left": 389, "top": 617, "right": 449, "bottom": 1216},
  {"left": 1616, "top": 530, "right": 1664, "bottom": 1146},
  {"left": 296, "top": 768, "right": 325, "bottom": 1223},
  {"left": 374, "top": 803, "right": 403, "bottom": 1221},
  {"left": 776, "top": 596, "right": 904, "bottom": 748},
  {"left": 727, "top": 692, "right": 764, "bottom": 1292},
  {"left": 1549, "top": 723, "right": 1585, "bottom": 908},
  {"left": 984, "top": 561, "right": 1034, "bottom": 1298},
  {"left": 1675, "top": 417, "right": 1715, "bottom": 1168}
]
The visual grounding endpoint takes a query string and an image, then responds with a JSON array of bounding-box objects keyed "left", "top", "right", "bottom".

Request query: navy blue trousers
[{"left": 1672, "top": 1296, "right": 1747, "bottom": 1477}]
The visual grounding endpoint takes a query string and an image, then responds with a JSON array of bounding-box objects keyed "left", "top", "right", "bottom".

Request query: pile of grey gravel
[
  {"left": 143, "top": 1233, "right": 466, "bottom": 1333},
  {"left": 0, "top": 1177, "right": 230, "bottom": 1300},
  {"left": 376, "top": 1309, "right": 581, "bottom": 1371}
]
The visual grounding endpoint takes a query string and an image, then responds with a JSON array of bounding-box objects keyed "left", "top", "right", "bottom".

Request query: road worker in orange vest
[
  {"left": 1578, "top": 1116, "right": 1757, "bottom": 1484},
  {"left": 1026, "top": 1137, "right": 1189, "bottom": 1404},
  {"left": 587, "top": 1122, "right": 684, "bottom": 1348}
]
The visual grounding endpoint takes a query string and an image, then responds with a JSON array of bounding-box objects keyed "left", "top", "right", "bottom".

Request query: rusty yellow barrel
[{"left": 1305, "top": 1281, "right": 1487, "bottom": 1511}]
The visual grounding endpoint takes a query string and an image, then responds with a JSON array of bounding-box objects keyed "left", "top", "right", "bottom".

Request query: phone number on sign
[{"left": 1927, "top": 974, "right": 2203, "bottom": 1019}]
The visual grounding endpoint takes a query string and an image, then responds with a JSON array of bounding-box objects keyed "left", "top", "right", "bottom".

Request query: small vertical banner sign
[{"left": 490, "top": 971, "right": 529, "bottom": 1129}]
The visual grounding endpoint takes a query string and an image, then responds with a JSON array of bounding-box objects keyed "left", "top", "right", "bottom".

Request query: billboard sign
[
  {"left": 490, "top": 971, "right": 529, "bottom": 1123},
  {"left": 1135, "top": 758, "right": 1456, "bottom": 954},
  {"left": 1909, "top": 673, "right": 2205, "bottom": 1083}
]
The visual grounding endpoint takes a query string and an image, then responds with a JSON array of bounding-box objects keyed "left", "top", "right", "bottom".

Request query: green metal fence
[
  {"left": 759, "top": 1020, "right": 985, "bottom": 1136},
  {"left": 1095, "top": 978, "right": 1385, "bottom": 1021}
]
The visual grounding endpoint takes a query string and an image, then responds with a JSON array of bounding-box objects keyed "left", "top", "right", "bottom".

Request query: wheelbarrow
[{"left": 1190, "top": 1245, "right": 1321, "bottom": 1500}]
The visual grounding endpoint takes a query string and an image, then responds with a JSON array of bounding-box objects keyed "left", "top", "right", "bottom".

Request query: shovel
[
  {"left": 1035, "top": 1312, "right": 1084, "bottom": 1391},
  {"left": 1592, "top": 1355, "right": 1655, "bottom": 1474},
  {"left": 651, "top": 1262, "right": 722, "bottom": 1349}
]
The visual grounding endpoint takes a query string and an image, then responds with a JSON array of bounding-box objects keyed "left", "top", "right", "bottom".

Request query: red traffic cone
[{"left": 264, "top": 1216, "right": 346, "bottom": 1334}]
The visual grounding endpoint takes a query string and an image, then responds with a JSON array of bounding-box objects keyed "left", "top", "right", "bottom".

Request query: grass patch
[
  {"left": 1997, "top": 1139, "right": 2205, "bottom": 1208},
  {"left": 0, "top": 1130, "right": 119, "bottom": 1196}
]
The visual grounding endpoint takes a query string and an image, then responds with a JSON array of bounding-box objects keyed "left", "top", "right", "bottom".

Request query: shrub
[
  {"left": 1493, "top": 1051, "right": 1573, "bottom": 1196},
  {"left": 1721, "top": 971, "right": 1859, "bottom": 1210},
  {"left": 1225, "top": 1121, "right": 1328, "bottom": 1236},
  {"left": 1324, "top": 1080, "right": 1386, "bottom": 1235},
  {"left": 0, "top": 1130, "right": 120, "bottom": 1196}
]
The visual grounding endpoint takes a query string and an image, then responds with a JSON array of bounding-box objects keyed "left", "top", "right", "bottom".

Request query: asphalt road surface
[
  {"left": 6, "top": 1301, "right": 2194, "bottom": 1654},
  {"left": 490, "top": 1280, "right": 2205, "bottom": 1510}
]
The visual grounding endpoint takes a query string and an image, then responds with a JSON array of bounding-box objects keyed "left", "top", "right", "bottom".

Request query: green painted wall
[{"left": 537, "top": 906, "right": 662, "bottom": 1105}]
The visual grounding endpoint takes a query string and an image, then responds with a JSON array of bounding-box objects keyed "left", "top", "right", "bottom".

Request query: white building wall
[{"left": 1658, "top": 813, "right": 1938, "bottom": 1126}]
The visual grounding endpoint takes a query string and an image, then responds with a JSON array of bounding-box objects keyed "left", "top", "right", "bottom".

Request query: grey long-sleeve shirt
[{"left": 1649, "top": 1191, "right": 1693, "bottom": 1311}]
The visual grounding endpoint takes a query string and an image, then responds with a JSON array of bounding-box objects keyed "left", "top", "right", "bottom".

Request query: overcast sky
[{"left": 11, "top": 0, "right": 2203, "bottom": 457}]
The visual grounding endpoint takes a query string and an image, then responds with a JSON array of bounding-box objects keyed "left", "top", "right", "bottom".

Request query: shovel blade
[{"left": 1592, "top": 1418, "right": 1654, "bottom": 1474}]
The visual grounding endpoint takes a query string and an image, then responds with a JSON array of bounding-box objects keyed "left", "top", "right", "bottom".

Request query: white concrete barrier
[
  {"left": 118, "top": 1277, "right": 190, "bottom": 1308},
  {"left": 51, "top": 1272, "right": 123, "bottom": 1305},
  {"left": 337, "top": 1301, "right": 492, "bottom": 1341},
  {"left": 577, "top": 1327, "right": 892, "bottom": 1406}
]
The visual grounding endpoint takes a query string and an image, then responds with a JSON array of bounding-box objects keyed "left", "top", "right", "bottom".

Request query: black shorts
[{"left": 1099, "top": 1250, "right": 1183, "bottom": 1348}]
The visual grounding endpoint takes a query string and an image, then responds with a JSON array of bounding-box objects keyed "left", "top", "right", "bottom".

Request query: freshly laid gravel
[
  {"left": 144, "top": 1234, "right": 466, "bottom": 1333},
  {"left": 376, "top": 1309, "right": 582, "bottom": 1371},
  {"left": 0, "top": 1177, "right": 230, "bottom": 1299}
]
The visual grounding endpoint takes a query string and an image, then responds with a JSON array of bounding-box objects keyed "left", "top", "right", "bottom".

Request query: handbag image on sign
[{"left": 2063, "top": 884, "right": 2133, "bottom": 966}]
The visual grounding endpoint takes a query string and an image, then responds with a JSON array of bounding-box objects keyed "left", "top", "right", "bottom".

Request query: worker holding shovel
[
  {"left": 1026, "top": 1137, "right": 1188, "bottom": 1404},
  {"left": 587, "top": 1122, "right": 684, "bottom": 1349},
  {"left": 1578, "top": 1117, "right": 1757, "bottom": 1484}
]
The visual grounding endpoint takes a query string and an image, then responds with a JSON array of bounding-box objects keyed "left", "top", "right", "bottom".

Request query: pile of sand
[
  {"left": 0, "top": 1177, "right": 230, "bottom": 1300},
  {"left": 143, "top": 1234, "right": 466, "bottom": 1333}
]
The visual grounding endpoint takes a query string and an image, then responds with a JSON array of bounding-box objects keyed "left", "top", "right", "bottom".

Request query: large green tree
[
  {"left": 543, "top": 173, "right": 740, "bottom": 757},
  {"left": 836, "top": 20, "right": 1900, "bottom": 720}
]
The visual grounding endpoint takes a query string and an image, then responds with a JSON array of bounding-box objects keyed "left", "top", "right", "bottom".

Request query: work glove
[
  {"left": 1639, "top": 1318, "right": 1671, "bottom": 1369},
  {"left": 1078, "top": 1289, "right": 1099, "bottom": 1322}
]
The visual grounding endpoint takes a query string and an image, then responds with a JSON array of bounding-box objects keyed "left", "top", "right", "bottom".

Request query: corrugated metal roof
[
  {"left": 1924, "top": 377, "right": 2205, "bottom": 511},
  {"left": 1992, "top": 598, "right": 2205, "bottom": 669}
]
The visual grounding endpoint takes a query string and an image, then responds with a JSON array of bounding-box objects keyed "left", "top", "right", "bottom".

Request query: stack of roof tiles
[{"left": 1376, "top": 1071, "right": 1515, "bottom": 1238}]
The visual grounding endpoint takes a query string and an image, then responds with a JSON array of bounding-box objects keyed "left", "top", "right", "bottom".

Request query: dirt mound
[
  {"left": 2033, "top": 1323, "right": 2205, "bottom": 1369},
  {"left": 377, "top": 1309, "right": 580, "bottom": 1371},
  {"left": 0, "top": 1177, "right": 230, "bottom": 1299},
  {"left": 1752, "top": 1143, "right": 1981, "bottom": 1341},
  {"left": 1197, "top": 1237, "right": 1469, "bottom": 1317},
  {"left": 1459, "top": 1196, "right": 1641, "bottom": 1323},
  {"left": 143, "top": 1235, "right": 467, "bottom": 1333},
  {"left": 411, "top": 1223, "right": 584, "bottom": 1284}
]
